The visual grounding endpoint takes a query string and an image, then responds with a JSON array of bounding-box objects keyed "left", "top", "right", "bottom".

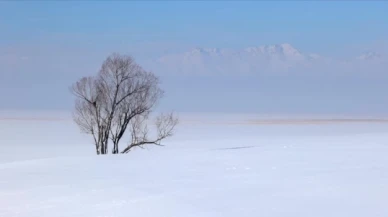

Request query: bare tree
[{"left": 71, "top": 53, "right": 178, "bottom": 155}]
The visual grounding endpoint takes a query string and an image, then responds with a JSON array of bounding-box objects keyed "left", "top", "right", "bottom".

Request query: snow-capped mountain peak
[
  {"left": 152, "top": 43, "right": 385, "bottom": 75},
  {"left": 357, "top": 51, "right": 382, "bottom": 61},
  {"left": 243, "top": 43, "right": 302, "bottom": 57},
  {"left": 277, "top": 43, "right": 302, "bottom": 56}
]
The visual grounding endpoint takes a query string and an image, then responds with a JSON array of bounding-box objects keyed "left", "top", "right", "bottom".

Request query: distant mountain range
[{"left": 147, "top": 43, "right": 386, "bottom": 75}]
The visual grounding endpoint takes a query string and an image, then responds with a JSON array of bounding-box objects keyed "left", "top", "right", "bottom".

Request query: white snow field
[{"left": 1, "top": 112, "right": 388, "bottom": 217}]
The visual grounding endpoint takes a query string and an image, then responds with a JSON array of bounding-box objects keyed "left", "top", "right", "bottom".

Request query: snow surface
[{"left": 1, "top": 112, "right": 388, "bottom": 217}]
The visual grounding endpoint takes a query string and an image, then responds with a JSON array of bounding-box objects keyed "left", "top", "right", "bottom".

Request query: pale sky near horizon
[{"left": 1, "top": 1, "right": 388, "bottom": 115}]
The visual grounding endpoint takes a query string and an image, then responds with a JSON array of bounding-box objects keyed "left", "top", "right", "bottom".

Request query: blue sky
[
  {"left": 1, "top": 1, "right": 388, "bottom": 114},
  {"left": 1, "top": 1, "right": 387, "bottom": 55}
]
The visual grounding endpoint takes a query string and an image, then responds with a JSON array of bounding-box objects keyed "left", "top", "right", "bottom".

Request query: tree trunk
[{"left": 112, "top": 141, "right": 119, "bottom": 154}]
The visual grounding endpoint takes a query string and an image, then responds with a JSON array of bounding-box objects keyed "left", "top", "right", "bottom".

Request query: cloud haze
[{"left": 1, "top": 41, "right": 388, "bottom": 115}]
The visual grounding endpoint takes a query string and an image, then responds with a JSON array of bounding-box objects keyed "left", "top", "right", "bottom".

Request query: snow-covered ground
[{"left": 1, "top": 111, "right": 388, "bottom": 217}]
